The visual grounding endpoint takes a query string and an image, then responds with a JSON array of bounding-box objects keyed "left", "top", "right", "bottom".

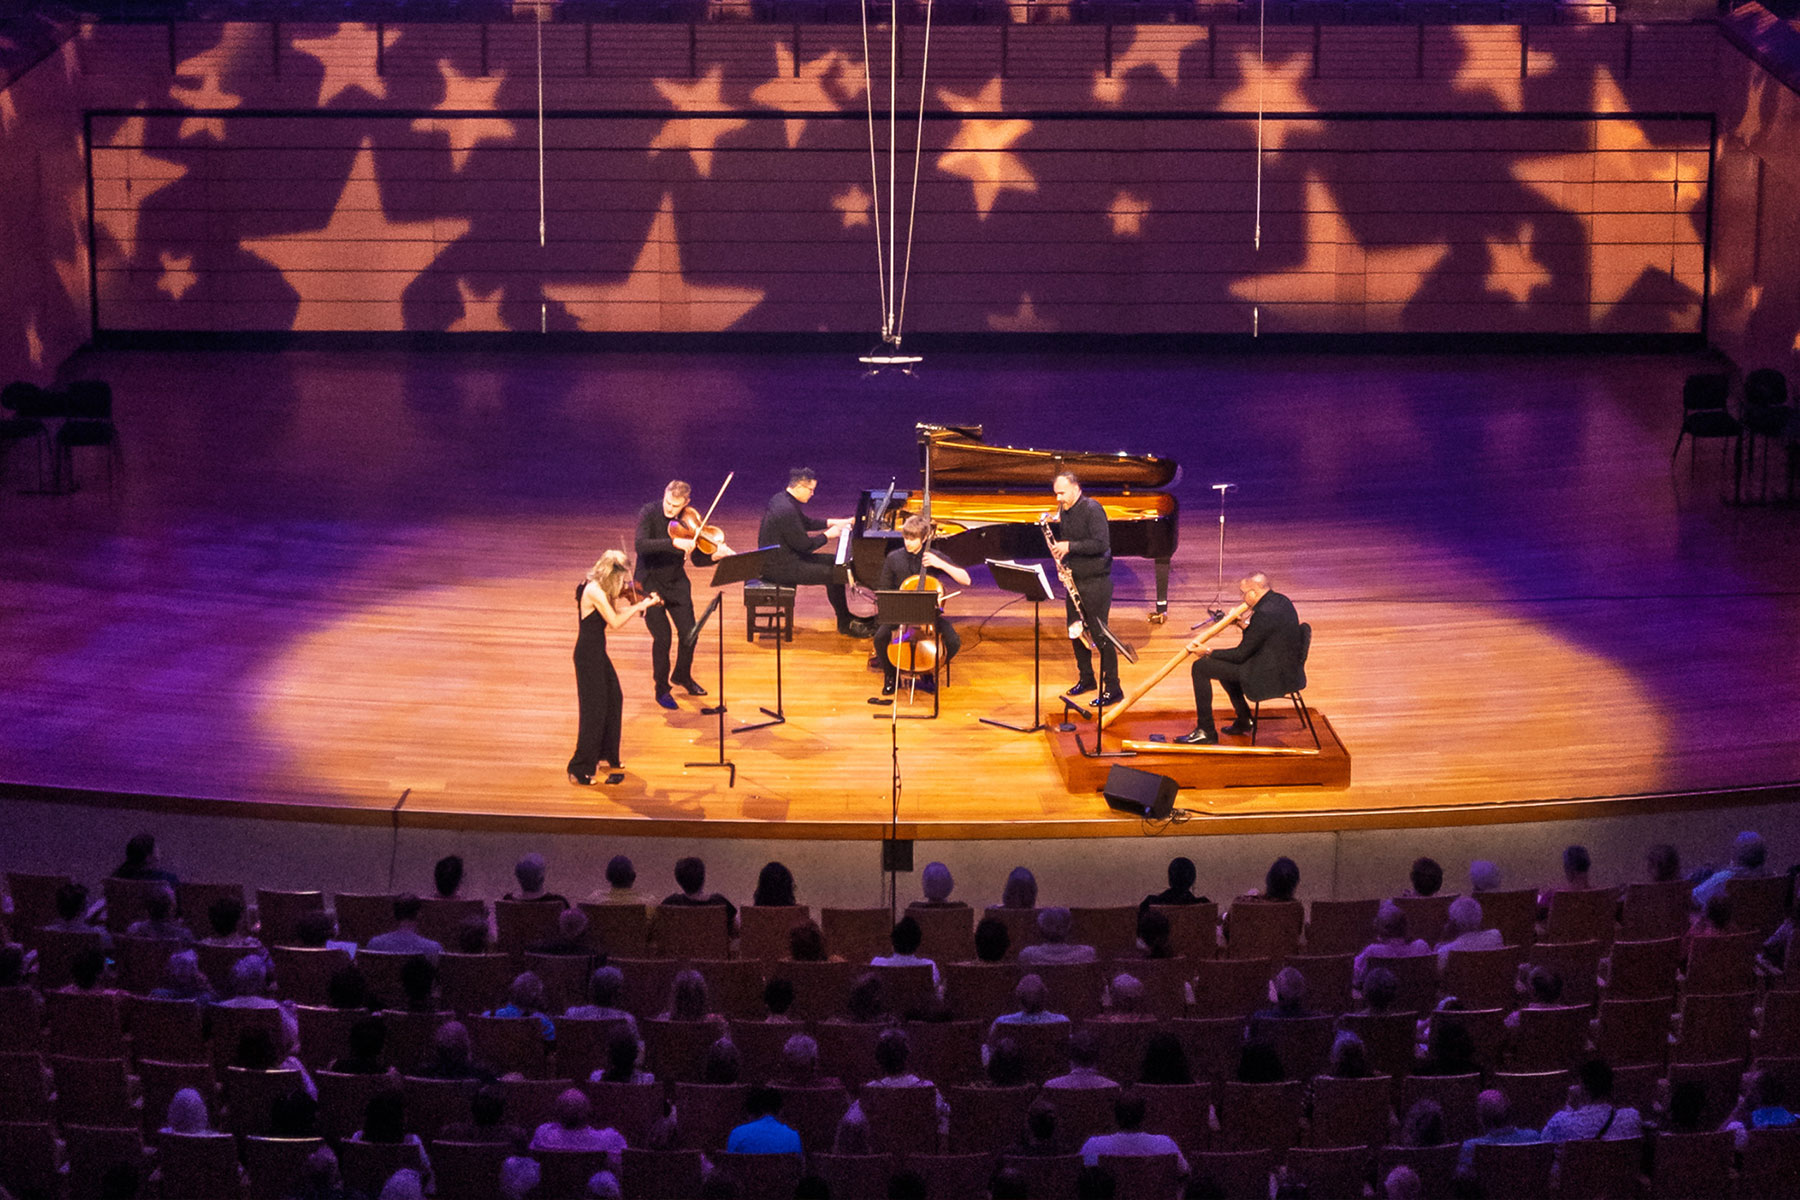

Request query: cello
[{"left": 886, "top": 522, "right": 952, "bottom": 676}]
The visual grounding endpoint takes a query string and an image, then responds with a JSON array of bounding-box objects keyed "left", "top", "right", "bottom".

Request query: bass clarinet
[{"left": 1040, "top": 513, "right": 1099, "bottom": 652}]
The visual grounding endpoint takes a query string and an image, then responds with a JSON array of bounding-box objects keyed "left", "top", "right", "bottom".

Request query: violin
[{"left": 669, "top": 472, "right": 733, "bottom": 558}]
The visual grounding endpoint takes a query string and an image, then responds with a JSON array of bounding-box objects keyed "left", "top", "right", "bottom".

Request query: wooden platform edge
[{"left": 4, "top": 778, "right": 1800, "bottom": 841}]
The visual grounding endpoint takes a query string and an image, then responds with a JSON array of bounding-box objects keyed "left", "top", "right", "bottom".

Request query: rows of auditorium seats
[{"left": 2, "top": 846, "right": 1798, "bottom": 1198}]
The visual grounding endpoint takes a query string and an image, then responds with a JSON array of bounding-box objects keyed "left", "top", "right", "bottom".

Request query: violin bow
[{"left": 694, "top": 471, "right": 734, "bottom": 534}]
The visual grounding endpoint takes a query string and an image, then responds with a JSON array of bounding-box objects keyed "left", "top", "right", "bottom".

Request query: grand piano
[{"left": 851, "top": 424, "right": 1181, "bottom": 620}]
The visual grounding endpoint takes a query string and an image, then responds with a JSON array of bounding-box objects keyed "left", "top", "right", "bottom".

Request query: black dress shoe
[
  {"left": 655, "top": 692, "right": 678, "bottom": 711},
  {"left": 568, "top": 771, "right": 597, "bottom": 786},
  {"left": 1089, "top": 690, "right": 1124, "bottom": 708},
  {"left": 881, "top": 677, "right": 897, "bottom": 696},
  {"left": 673, "top": 677, "right": 708, "bottom": 696},
  {"left": 1221, "top": 717, "right": 1257, "bottom": 736},
  {"left": 1065, "top": 681, "right": 1097, "bottom": 697},
  {"left": 840, "top": 618, "right": 877, "bottom": 638},
  {"left": 1175, "top": 727, "right": 1218, "bottom": 746}
]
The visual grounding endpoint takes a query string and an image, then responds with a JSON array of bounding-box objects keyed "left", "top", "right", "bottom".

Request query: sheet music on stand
[{"left": 987, "top": 559, "right": 1053, "bottom": 604}]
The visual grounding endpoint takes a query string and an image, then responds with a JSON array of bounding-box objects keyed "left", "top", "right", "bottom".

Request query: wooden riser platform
[{"left": 1047, "top": 708, "right": 1351, "bottom": 795}]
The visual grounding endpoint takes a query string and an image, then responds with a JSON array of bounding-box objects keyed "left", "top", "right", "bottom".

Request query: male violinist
[
  {"left": 1048, "top": 471, "right": 1122, "bottom": 706},
  {"left": 635, "top": 480, "right": 733, "bottom": 710},
  {"left": 1176, "top": 571, "right": 1303, "bottom": 745},
  {"left": 873, "top": 515, "right": 972, "bottom": 696},
  {"left": 758, "top": 467, "right": 874, "bottom": 638}
]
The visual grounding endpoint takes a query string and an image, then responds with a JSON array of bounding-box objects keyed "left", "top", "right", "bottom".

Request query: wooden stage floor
[{"left": 3, "top": 345, "right": 1798, "bottom": 839}]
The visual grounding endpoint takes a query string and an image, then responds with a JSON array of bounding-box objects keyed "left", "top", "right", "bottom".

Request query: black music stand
[
  {"left": 982, "top": 559, "right": 1053, "bottom": 733},
  {"left": 711, "top": 547, "right": 788, "bottom": 734},
  {"left": 1074, "top": 613, "right": 1137, "bottom": 761},
  {"left": 873, "top": 590, "right": 942, "bottom": 720},
  {"left": 681, "top": 592, "right": 733, "bottom": 786}
]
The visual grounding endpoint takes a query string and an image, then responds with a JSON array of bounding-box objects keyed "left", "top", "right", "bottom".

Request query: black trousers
[
  {"left": 874, "top": 619, "right": 963, "bottom": 681},
  {"left": 642, "top": 582, "right": 696, "bottom": 694},
  {"left": 1066, "top": 573, "right": 1118, "bottom": 692},
  {"left": 1191, "top": 655, "right": 1252, "bottom": 734},
  {"left": 763, "top": 552, "right": 853, "bottom": 623}
]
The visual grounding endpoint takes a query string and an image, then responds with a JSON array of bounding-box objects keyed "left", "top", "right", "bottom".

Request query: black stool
[{"left": 744, "top": 583, "right": 796, "bottom": 642}]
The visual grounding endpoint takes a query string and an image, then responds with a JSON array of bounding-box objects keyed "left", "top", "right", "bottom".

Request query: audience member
[
  {"left": 1398, "top": 1098, "right": 1447, "bottom": 1146},
  {"left": 1468, "top": 861, "right": 1502, "bottom": 893},
  {"left": 704, "top": 1037, "right": 742, "bottom": 1085},
  {"left": 871, "top": 916, "right": 942, "bottom": 990},
  {"left": 487, "top": 971, "right": 555, "bottom": 1043},
  {"left": 999, "top": 867, "right": 1038, "bottom": 909},
  {"left": 498, "top": 1157, "right": 542, "bottom": 1200},
  {"left": 840, "top": 972, "right": 892, "bottom": 1024},
  {"left": 530, "top": 1088, "right": 626, "bottom": 1162},
  {"left": 365, "top": 895, "right": 444, "bottom": 962},
  {"left": 233, "top": 1025, "right": 316, "bottom": 1099},
  {"left": 974, "top": 916, "right": 1011, "bottom": 963},
  {"left": 662, "top": 856, "right": 739, "bottom": 936},
  {"left": 990, "top": 974, "right": 1070, "bottom": 1039},
  {"left": 1694, "top": 831, "right": 1767, "bottom": 906},
  {"left": 1645, "top": 843, "right": 1682, "bottom": 883},
  {"left": 592, "top": 1028, "right": 654, "bottom": 1085},
  {"left": 323, "top": 965, "right": 370, "bottom": 1013},
  {"left": 786, "top": 920, "right": 833, "bottom": 963},
  {"left": 1098, "top": 972, "right": 1153, "bottom": 1022},
  {"left": 328, "top": 1015, "right": 392, "bottom": 1075},
  {"left": 396, "top": 956, "right": 438, "bottom": 1012},
  {"left": 1139, "top": 856, "right": 1209, "bottom": 914},
  {"left": 527, "top": 908, "right": 592, "bottom": 956},
  {"left": 1014, "top": 1098, "right": 1063, "bottom": 1156},
  {"left": 1251, "top": 966, "right": 1313, "bottom": 1031},
  {"left": 752, "top": 862, "right": 797, "bottom": 907},
  {"left": 858, "top": 1028, "right": 949, "bottom": 1128},
  {"left": 591, "top": 855, "right": 645, "bottom": 905},
  {"left": 1408, "top": 858, "right": 1446, "bottom": 898},
  {"left": 1325, "top": 1031, "right": 1372, "bottom": 1079},
  {"left": 565, "top": 966, "right": 639, "bottom": 1038},
  {"left": 124, "top": 885, "right": 193, "bottom": 942},
  {"left": 200, "top": 896, "right": 260, "bottom": 949},
  {"left": 63, "top": 948, "right": 116, "bottom": 994},
  {"left": 295, "top": 911, "right": 357, "bottom": 956},
  {"left": 219, "top": 955, "right": 299, "bottom": 1050},
  {"left": 432, "top": 855, "right": 464, "bottom": 899},
  {"left": 46, "top": 882, "right": 110, "bottom": 946},
  {"left": 150, "top": 949, "right": 213, "bottom": 1002},
  {"left": 760, "top": 976, "right": 796, "bottom": 1022},
  {"left": 1663, "top": 1079, "right": 1708, "bottom": 1132},
  {"left": 726, "top": 1084, "right": 802, "bottom": 1153},
  {"left": 351, "top": 1089, "right": 432, "bottom": 1186},
  {"left": 909, "top": 861, "right": 968, "bottom": 909},
  {"left": 1134, "top": 909, "right": 1177, "bottom": 959},
  {"left": 1046, "top": 1028, "right": 1118, "bottom": 1089},
  {"left": 453, "top": 918, "right": 490, "bottom": 955},
  {"left": 771, "top": 1032, "right": 839, "bottom": 1089},
  {"left": 160, "top": 1087, "right": 220, "bottom": 1136},
  {"left": 1416, "top": 1018, "right": 1478, "bottom": 1077},
  {"left": 1357, "top": 965, "right": 1401, "bottom": 1014},
  {"left": 1257, "top": 857, "right": 1301, "bottom": 902},
  {"left": 270, "top": 1088, "right": 320, "bottom": 1138},
  {"left": 1078, "top": 1089, "right": 1189, "bottom": 1174},
  {"left": 1383, "top": 1165, "right": 1423, "bottom": 1200},
  {"left": 439, "top": 1085, "right": 527, "bottom": 1150},
  {"left": 1686, "top": 893, "right": 1736, "bottom": 957},
  {"left": 982, "top": 1036, "right": 1029, "bottom": 1088},
  {"left": 1354, "top": 904, "right": 1429, "bottom": 988},
  {"left": 1541, "top": 1059, "right": 1642, "bottom": 1141},
  {"left": 505, "top": 853, "right": 569, "bottom": 907},
  {"left": 376, "top": 1168, "right": 427, "bottom": 1200},
  {"left": 1721, "top": 1070, "right": 1798, "bottom": 1149},
  {"left": 414, "top": 1021, "right": 493, "bottom": 1082},
  {"left": 1140, "top": 1031, "right": 1193, "bottom": 1085},
  {"left": 1457, "top": 1088, "right": 1539, "bottom": 1171},
  {"left": 1019, "top": 907, "right": 1097, "bottom": 966},
  {"left": 112, "top": 832, "right": 178, "bottom": 884},
  {"left": 1436, "top": 897, "right": 1503, "bottom": 971}
]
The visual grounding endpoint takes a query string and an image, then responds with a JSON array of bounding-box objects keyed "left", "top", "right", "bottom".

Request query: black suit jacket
[
  {"left": 1209, "top": 590, "right": 1305, "bottom": 702},
  {"left": 758, "top": 490, "right": 828, "bottom": 574}
]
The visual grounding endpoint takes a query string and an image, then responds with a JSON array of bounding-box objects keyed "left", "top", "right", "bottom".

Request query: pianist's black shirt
[
  {"left": 759, "top": 489, "right": 829, "bottom": 569},
  {"left": 1057, "top": 495, "right": 1112, "bottom": 581}
]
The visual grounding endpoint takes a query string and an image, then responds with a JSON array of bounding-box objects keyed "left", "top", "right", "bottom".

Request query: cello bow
[{"left": 1098, "top": 600, "right": 1250, "bottom": 730}]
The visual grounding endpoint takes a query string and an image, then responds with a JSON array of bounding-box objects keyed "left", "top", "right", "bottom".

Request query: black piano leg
[{"left": 1150, "top": 559, "right": 1171, "bottom": 624}]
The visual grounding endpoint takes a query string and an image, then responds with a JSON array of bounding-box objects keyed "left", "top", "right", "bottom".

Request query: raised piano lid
[{"left": 919, "top": 424, "right": 1179, "bottom": 491}]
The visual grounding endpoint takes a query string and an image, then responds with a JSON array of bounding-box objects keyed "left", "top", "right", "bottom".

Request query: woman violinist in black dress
[{"left": 568, "top": 550, "right": 662, "bottom": 786}]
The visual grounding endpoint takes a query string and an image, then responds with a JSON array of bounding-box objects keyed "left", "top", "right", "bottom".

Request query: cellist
[
  {"left": 873, "top": 515, "right": 971, "bottom": 696},
  {"left": 634, "top": 480, "right": 733, "bottom": 710}
]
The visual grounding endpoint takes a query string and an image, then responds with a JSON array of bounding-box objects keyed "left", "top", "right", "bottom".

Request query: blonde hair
[
  {"left": 900, "top": 515, "right": 931, "bottom": 540},
  {"left": 586, "top": 550, "right": 630, "bottom": 600},
  {"left": 665, "top": 480, "right": 692, "bottom": 501}
]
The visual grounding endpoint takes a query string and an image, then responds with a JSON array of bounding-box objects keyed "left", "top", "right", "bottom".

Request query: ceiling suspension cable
[
  {"left": 893, "top": 0, "right": 935, "bottom": 340},
  {"left": 859, "top": 0, "right": 892, "bottom": 341},
  {"left": 1252, "top": 0, "right": 1266, "bottom": 337},
  {"left": 856, "top": 1, "right": 933, "bottom": 370}
]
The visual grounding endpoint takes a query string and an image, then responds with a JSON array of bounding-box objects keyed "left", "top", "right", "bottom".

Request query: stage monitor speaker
[{"left": 1102, "top": 765, "right": 1178, "bottom": 819}]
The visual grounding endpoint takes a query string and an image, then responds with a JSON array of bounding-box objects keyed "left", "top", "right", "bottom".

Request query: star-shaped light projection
[
  {"left": 412, "top": 61, "right": 518, "bottom": 171},
  {"left": 988, "top": 293, "right": 1057, "bottom": 333},
  {"left": 541, "top": 193, "right": 763, "bottom": 332},
  {"left": 936, "top": 80, "right": 1036, "bottom": 221},
  {"left": 158, "top": 252, "right": 197, "bottom": 300},
  {"left": 1485, "top": 223, "right": 1549, "bottom": 304},
  {"left": 292, "top": 25, "right": 388, "bottom": 107},
  {"left": 650, "top": 67, "right": 748, "bottom": 179},
  {"left": 169, "top": 46, "right": 242, "bottom": 141},
  {"left": 1216, "top": 48, "right": 1324, "bottom": 153},
  {"left": 0, "top": 90, "right": 17, "bottom": 136},
  {"left": 1512, "top": 69, "right": 1695, "bottom": 327},
  {"left": 446, "top": 277, "right": 504, "bottom": 333},
  {"left": 751, "top": 44, "right": 859, "bottom": 149},
  {"left": 833, "top": 184, "right": 873, "bottom": 229},
  {"left": 240, "top": 138, "right": 470, "bottom": 331},
  {"left": 1229, "top": 173, "right": 1449, "bottom": 329},
  {"left": 24, "top": 316, "right": 43, "bottom": 369},
  {"left": 92, "top": 117, "right": 189, "bottom": 258},
  {"left": 1109, "top": 191, "right": 1149, "bottom": 238},
  {"left": 1092, "top": 26, "right": 1207, "bottom": 105},
  {"left": 1449, "top": 26, "right": 1556, "bottom": 112}
]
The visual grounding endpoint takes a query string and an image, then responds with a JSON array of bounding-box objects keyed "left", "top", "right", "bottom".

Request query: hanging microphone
[{"left": 1212, "top": 483, "right": 1237, "bottom": 495}]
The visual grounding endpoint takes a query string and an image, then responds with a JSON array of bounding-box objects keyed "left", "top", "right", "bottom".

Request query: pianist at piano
[
  {"left": 757, "top": 467, "right": 875, "bottom": 639},
  {"left": 1051, "top": 471, "right": 1123, "bottom": 707}
]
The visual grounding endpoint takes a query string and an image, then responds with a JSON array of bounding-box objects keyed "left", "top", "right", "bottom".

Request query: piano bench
[{"left": 743, "top": 583, "right": 796, "bottom": 643}]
